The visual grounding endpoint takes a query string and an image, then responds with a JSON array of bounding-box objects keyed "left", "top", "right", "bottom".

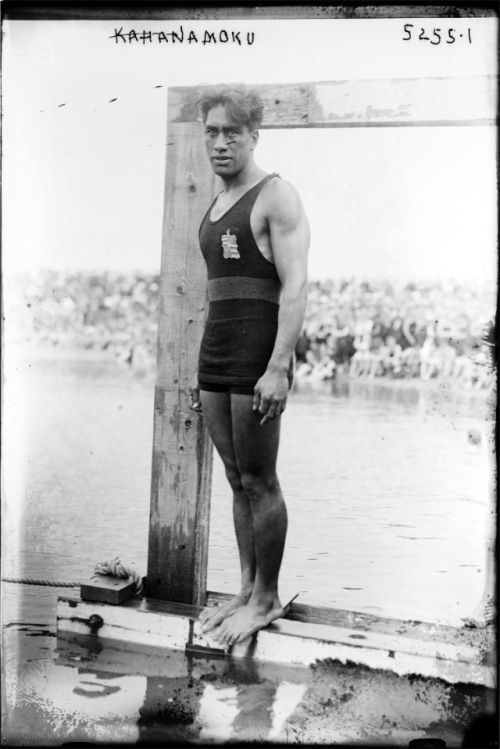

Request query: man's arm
[{"left": 253, "top": 179, "right": 310, "bottom": 425}]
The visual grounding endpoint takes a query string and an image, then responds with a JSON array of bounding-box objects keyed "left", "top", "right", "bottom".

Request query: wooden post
[{"left": 147, "top": 103, "right": 215, "bottom": 604}]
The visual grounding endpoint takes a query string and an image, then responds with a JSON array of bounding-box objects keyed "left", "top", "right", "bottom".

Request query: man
[{"left": 189, "top": 86, "right": 310, "bottom": 649}]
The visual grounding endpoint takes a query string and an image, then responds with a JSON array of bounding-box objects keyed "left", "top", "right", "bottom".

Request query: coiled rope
[
  {"left": 2, "top": 557, "right": 143, "bottom": 597},
  {"left": 94, "top": 557, "right": 143, "bottom": 596}
]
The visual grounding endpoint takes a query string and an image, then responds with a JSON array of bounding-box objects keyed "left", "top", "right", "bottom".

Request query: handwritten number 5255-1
[{"left": 402, "top": 24, "right": 472, "bottom": 44}]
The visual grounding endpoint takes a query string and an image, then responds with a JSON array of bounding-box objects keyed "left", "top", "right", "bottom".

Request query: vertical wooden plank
[{"left": 147, "top": 107, "right": 215, "bottom": 604}]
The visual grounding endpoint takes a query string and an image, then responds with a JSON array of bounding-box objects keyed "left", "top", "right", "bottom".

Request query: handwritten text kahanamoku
[{"left": 109, "top": 26, "right": 256, "bottom": 46}]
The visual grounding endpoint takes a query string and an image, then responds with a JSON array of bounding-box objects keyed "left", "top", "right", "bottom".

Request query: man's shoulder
[
  {"left": 259, "top": 175, "right": 303, "bottom": 219},
  {"left": 262, "top": 174, "right": 299, "bottom": 201}
]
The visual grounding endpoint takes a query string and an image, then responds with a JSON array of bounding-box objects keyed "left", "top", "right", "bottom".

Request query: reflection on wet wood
[{"left": 193, "top": 618, "right": 494, "bottom": 686}]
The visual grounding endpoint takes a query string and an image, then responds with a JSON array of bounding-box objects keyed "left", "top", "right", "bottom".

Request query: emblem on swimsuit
[{"left": 221, "top": 228, "right": 240, "bottom": 259}]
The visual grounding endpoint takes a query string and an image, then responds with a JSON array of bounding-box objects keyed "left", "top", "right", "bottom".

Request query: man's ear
[{"left": 250, "top": 129, "right": 259, "bottom": 150}]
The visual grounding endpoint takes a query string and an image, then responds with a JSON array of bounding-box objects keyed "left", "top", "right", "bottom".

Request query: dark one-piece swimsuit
[{"left": 198, "top": 173, "right": 294, "bottom": 396}]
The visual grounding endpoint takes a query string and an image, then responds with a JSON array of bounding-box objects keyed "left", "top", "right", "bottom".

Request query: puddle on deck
[{"left": 2, "top": 612, "right": 497, "bottom": 746}]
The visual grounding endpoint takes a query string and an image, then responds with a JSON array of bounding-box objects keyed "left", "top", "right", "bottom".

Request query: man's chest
[{"left": 206, "top": 204, "right": 273, "bottom": 264}]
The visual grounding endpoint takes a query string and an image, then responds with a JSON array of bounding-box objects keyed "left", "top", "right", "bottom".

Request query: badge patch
[{"left": 221, "top": 228, "right": 240, "bottom": 259}]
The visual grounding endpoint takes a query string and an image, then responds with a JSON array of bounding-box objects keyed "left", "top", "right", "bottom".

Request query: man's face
[{"left": 204, "top": 104, "right": 258, "bottom": 177}]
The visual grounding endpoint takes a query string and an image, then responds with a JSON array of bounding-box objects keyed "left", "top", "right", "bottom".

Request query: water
[
  {"left": 4, "top": 346, "right": 493, "bottom": 624},
  {"left": 2, "top": 347, "right": 495, "bottom": 745}
]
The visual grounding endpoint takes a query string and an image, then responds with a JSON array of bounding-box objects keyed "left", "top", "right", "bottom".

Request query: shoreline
[{"left": 6, "top": 341, "right": 490, "bottom": 401}]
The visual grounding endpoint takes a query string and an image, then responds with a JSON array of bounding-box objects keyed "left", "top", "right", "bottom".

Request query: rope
[
  {"left": 2, "top": 557, "right": 143, "bottom": 597},
  {"left": 94, "top": 557, "right": 143, "bottom": 596},
  {"left": 2, "top": 577, "right": 79, "bottom": 587}
]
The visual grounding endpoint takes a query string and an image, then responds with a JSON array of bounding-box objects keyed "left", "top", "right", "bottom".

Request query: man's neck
[{"left": 220, "top": 162, "right": 264, "bottom": 193}]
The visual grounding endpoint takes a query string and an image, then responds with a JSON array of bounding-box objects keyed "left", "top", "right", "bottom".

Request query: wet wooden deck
[{"left": 56, "top": 594, "right": 495, "bottom": 688}]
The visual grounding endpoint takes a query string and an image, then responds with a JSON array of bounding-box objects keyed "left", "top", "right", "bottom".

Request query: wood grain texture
[
  {"left": 147, "top": 116, "right": 215, "bottom": 605},
  {"left": 170, "top": 76, "right": 497, "bottom": 128},
  {"left": 205, "top": 590, "right": 493, "bottom": 656},
  {"left": 80, "top": 576, "right": 136, "bottom": 605}
]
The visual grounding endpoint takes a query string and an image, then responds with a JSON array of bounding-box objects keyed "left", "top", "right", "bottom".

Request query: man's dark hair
[{"left": 198, "top": 86, "right": 264, "bottom": 131}]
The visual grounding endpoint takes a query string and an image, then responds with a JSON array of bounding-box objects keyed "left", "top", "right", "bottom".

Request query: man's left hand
[{"left": 253, "top": 370, "right": 289, "bottom": 426}]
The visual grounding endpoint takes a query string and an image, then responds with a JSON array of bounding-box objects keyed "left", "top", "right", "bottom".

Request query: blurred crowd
[
  {"left": 297, "top": 279, "right": 495, "bottom": 390},
  {"left": 8, "top": 271, "right": 496, "bottom": 390},
  {"left": 9, "top": 271, "right": 160, "bottom": 372}
]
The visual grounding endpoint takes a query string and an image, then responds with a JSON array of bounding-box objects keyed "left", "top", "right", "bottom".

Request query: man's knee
[
  {"left": 225, "top": 464, "right": 243, "bottom": 493},
  {"left": 240, "top": 470, "right": 280, "bottom": 501}
]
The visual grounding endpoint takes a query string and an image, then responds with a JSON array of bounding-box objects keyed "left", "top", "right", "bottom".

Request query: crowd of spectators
[
  {"left": 296, "top": 279, "right": 495, "bottom": 390},
  {"left": 9, "top": 271, "right": 159, "bottom": 372},
  {"left": 9, "top": 271, "right": 496, "bottom": 390}
]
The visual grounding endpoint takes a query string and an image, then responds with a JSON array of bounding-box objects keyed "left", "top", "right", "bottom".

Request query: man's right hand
[{"left": 188, "top": 374, "right": 203, "bottom": 413}]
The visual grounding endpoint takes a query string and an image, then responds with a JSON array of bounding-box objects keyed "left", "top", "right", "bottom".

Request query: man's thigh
[
  {"left": 199, "top": 389, "right": 237, "bottom": 469},
  {"left": 230, "top": 394, "right": 281, "bottom": 476}
]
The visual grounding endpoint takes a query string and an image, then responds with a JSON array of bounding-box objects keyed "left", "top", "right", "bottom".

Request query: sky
[{"left": 2, "top": 15, "right": 498, "bottom": 282}]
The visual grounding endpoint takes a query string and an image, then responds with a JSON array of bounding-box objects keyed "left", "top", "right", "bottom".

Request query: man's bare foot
[
  {"left": 212, "top": 595, "right": 289, "bottom": 649},
  {"left": 199, "top": 588, "right": 253, "bottom": 633}
]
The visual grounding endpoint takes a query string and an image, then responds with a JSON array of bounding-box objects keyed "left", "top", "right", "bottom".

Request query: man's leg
[
  {"left": 198, "top": 389, "right": 256, "bottom": 631},
  {"left": 213, "top": 394, "right": 289, "bottom": 648}
]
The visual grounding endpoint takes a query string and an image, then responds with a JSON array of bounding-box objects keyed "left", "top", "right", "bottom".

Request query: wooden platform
[{"left": 56, "top": 595, "right": 495, "bottom": 688}]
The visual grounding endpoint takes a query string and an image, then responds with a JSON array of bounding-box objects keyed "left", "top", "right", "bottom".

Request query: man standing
[{"left": 189, "top": 86, "right": 310, "bottom": 649}]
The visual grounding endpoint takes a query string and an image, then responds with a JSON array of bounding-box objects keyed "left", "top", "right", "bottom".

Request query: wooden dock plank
[
  {"left": 192, "top": 623, "right": 493, "bottom": 687},
  {"left": 205, "top": 591, "right": 492, "bottom": 651},
  {"left": 57, "top": 597, "right": 190, "bottom": 650},
  {"left": 56, "top": 597, "right": 494, "bottom": 687}
]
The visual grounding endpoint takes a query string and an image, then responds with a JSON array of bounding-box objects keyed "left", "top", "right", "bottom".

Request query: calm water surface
[{"left": 4, "top": 347, "right": 493, "bottom": 625}]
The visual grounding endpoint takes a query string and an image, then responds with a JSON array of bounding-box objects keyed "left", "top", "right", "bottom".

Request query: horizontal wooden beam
[
  {"left": 205, "top": 591, "right": 493, "bottom": 652},
  {"left": 170, "top": 76, "right": 497, "bottom": 128},
  {"left": 235, "top": 119, "right": 496, "bottom": 129},
  {"left": 56, "top": 596, "right": 495, "bottom": 687}
]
